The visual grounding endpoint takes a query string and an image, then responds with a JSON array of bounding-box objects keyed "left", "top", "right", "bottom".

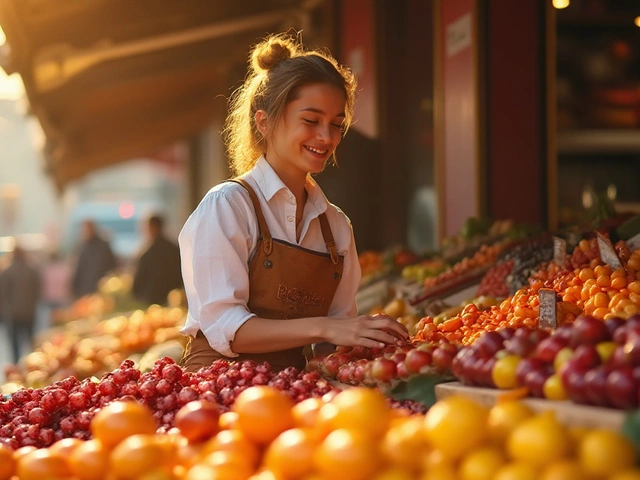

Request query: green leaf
[
  {"left": 622, "top": 409, "right": 640, "bottom": 455},
  {"left": 388, "top": 374, "right": 455, "bottom": 409}
]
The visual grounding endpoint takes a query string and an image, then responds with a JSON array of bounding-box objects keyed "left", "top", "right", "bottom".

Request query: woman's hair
[{"left": 223, "top": 32, "right": 357, "bottom": 176}]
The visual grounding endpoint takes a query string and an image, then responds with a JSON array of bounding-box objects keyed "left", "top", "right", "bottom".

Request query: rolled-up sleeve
[{"left": 179, "top": 187, "right": 257, "bottom": 357}]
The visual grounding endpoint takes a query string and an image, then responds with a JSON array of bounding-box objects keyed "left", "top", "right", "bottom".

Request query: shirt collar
[{"left": 250, "top": 156, "right": 329, "bottom": 214}]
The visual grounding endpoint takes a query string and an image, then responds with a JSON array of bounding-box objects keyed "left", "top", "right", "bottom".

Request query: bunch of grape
[{"left": 0, "top": 357, "right": 334, "bottom": 450}]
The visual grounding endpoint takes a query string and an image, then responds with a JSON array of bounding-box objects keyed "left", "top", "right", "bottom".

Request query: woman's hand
[{"left": 323, "top": 314, "right": 410, "bottom": 349}]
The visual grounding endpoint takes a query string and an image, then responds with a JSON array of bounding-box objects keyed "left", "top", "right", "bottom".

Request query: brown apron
[{"left": 181, "top": 178, "right": 345, "bottom": 372}]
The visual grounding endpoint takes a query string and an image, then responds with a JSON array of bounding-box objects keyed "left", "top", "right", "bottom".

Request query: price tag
[
  {"left": 627, "top": 232, "right": 640, "bottom": 252},
  {"left": 553, "top": 237, "right": 567, "bottom": 266},
  {"left": 596, "top": 232, "right": 622, "bottom": 270},
  {"left": 539, "top": 288, "right": 558, "bottom": 330}
]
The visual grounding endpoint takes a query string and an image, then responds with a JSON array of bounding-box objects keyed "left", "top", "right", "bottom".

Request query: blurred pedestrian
[
  {"left": 0, "top": 243, "right": 41, "bottom": 363},
  {"left": 133, "top": 214, "right": 183, "bottom": 306},
  {"left": 72, "top": 219, "right": 117, "bottom": 298},
  {"left": 41, "top": 250, "right": 72, "bottom": 324}
]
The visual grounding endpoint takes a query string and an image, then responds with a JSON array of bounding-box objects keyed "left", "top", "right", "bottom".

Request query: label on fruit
[
  {"left": 596, "top": 232, "right": 622, "bottom": 270},
  {"left": 539, "top": 288, "right": 558, "bottom": 329},
  {"left": 553, "top": 237, "right": 567, "bottom": 266},
  {"left": 627, "top": 232, "right": 640, "bottom": 252}
]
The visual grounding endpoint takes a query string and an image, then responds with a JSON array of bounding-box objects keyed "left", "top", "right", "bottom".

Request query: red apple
[
  {"left": 534, "top": 336, "right": 569, "bottom": 363},
  {"left": 584, "top": 365, "right": 611, "bottom": 407},
  {"left": 319, "top": 353, "right": 350, "bottom": 379},
  {"left": 570, "top": 315, "right": 610, "bottom": 348},
  {"left": 606, "top": 368, "right": 639, "bottom": 410},
  {"left": 370, "top": 358, "right": 397, "bottom": 383},
  {"left": 572, "top": 344, "right": 601, "bottom": 370},
  {"left": 623, "top": 332, "right": 640, "bottom": 366},
  {"left": 565, "top": 368, "right": 590, "bottom": 405},
  {"left": 516, "top": 357, "right": 546, "bottom": 387},
  {"left": 498, "top": 327, "right": 516, "bottom": 340},
  {"left": 396, "top": 361, "right": 410, "bottom": 380},
  {"left": 432, "top": 347, "right": 455, "bottom": 372},
  {"left": 604, "top": 317, "right": 626, "bottom": 337},
  {"left": 405, "top": 349, "right": 432, "bottom": 375},
  {"left": 476, "top": 331, "right": 505, "bottom": 358},
  {"left": 504, "top": 336, "right": 536, "bottom": 358},
  {"left": 525, "top": 368, "right": 551, "bottom": 398}
]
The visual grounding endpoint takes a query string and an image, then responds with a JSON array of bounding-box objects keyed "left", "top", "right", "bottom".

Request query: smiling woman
[{"left": 0, "top": 24, "right": 24, "bottom": 101}]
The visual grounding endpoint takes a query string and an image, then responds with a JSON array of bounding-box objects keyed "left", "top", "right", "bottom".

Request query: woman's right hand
[{"left": 323, "top": 314, "right": 410, "bottom": 349}]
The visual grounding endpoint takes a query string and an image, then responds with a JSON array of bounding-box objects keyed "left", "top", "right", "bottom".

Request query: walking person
[
  {"left": 72, "top": 219, "right": 117, "bottom": 299},
  {"left": 0, "top": 244, "right": 41, "bottom": 363},
  {"left": 133, "top": 214, "right": 183, "bottom": 306},
  {"left": 179, "top": 33, "right": 408, "bottom": 373}
]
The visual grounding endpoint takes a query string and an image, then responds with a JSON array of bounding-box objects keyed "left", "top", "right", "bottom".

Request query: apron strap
[
  {"left": 318, "top": 213, "right": 340, "bottom": 265},
  {"left": 230, "top": 178, "right": 273, "bottom": 256}
]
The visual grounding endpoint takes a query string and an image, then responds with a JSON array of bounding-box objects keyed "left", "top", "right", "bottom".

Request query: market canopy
[{"left": 0, "top": 0, "right": 315, "bottom": 190}]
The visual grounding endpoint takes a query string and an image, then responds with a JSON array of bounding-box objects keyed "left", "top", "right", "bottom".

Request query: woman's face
[{"left": 262, "top": 83, "right": 346, "bottom": 179}]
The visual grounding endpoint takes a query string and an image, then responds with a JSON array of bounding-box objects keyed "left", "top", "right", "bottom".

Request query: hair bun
[{"left": 251, "top": 36, "right": 295, "bottom": 72}]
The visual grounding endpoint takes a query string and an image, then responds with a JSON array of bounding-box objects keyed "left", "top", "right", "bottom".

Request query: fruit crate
[{"left": 436, "top": 382, "right": 624, "bottom": 431}]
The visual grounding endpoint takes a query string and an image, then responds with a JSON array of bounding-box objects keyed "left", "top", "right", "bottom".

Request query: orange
[
  {"left": 109, "top": 434, "right": 166, "bottom": 479},
  {"left": 201, "top": 429, "right": 261, "bottom": 469},
  {"left": 458, "top": 446, "right": 505, "bottom": 480},
  {"left": 0, "top": 444, "right": 16, "bottom": 480},
  {"left": 13, "top": 446, "right": 37, "bottom": 461},
  {"left": 381, "top": 416, "right": 427, "bottom": 471},
  {"left": 219, "top": 411, "right": 239, "bottom": 430},
  {"left": 292, "top": 397, "right": 325, "bottom": 429},
  {"left": 373, "top": 467, "right": 415, "bottom": 480},
  {"left": 313, "top": 428, "right": 380, "bottom": 480},
  {"left": 264, "top": 428, "right": 317, "bottom": 479},
  {"left": 49, "top": 438, "right": 84, "bottom": 457},
  {"left": 16, "top": 448, "right": 71, "bottom": 480},
  {"left": 487, "top": 401, "right": 534, "bottom": 445},
  {"left": 233, "top": 387, "right": 294, "bottom": 445},
  {"left": 423, "top": 395, "right": 489, "bottom": 460},
  {"left": 313, "top": 402, "right": 339, "bottom": 440},
  {"left": 91, "top": 401, "right": 157, "bottom": 449},
  {"left": 68, "top": 439, "right": 109, "bottom": 480},
  {"left": 507, "top": 411, "right": 571, "bottom": 468},
  {"left": 578, "top": 429, "right": 637, "bottom": 477},
  {"left": 201, "top": 450, "right": 255, "bottom": 480},
  {"left": 538, "top": 460, "right": 586, "bottom": 480},
  {"left": 329, "top": 388, "right": 391, "bottom": 437},
  {"left": 493, "top": 462, "right": 538, "bottom": 480}
]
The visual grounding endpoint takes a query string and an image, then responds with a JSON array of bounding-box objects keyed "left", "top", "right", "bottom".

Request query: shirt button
[{"left": 287, "top": 216, "right": 294, "bottom": 223}]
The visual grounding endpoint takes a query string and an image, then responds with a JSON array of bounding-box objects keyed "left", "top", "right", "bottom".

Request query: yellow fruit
[
  {"left": 330, "top": 388, "right": 391, "bottom": 437},
  {"left": 313, "top": 429, "right": 379, "bottom": 480},
  {"left": 507, "top": 412, "right": 571, "bottom": 468},
  {"left": 458, "top": 446, "right": 504, "bottom": 480},
  {"left": 543, "top": 374, "right": 568, "bottom": 400},
  {"left": 610, "top": 469, "right": 640, "bottom": 480},
  {"left": 538, "top": 460, "right": 586, "bottom": 480},
  {"left": 419, "top": 463, "right": 457, "bottom": 480},
  {"left": 553, "top": 348, "right": 574, "bottom": 372},
  {"left": 487, "top": 401, "right": 534, "bottom": 445},
  {"left": 578, "top": 429, "right": 637, "bottom": 477},
  {"left": 423, "top": 395, "right": 488, "bottom": 460},
  {"left": 493, "top": 462, "right": 538, "bottom": 480},
  {"left": 381, "top": 417, "right": 427, "bottom": 471},
  {"left": 492, "top": 355, "right": 521, "bottom": 389},
  {"left": 372, "top": 467, "right": 415, "bottom": 480},
  {"left": 264, "top": 428, "right": 317, "bottom": 479}
]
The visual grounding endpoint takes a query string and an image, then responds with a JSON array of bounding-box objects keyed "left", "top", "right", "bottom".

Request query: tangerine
[
  {"left": 493, "top": 462, "right": 538, "bottom": 480},
  {"left": 381, "top": 416, "right": 427, "bottom": 471},
  {"left": 423, "top": 395, "right": 489, "bottom": 460},
  {"left": 109, "top": 434, "right": 166, "bottom": 479},
  {"left": 0, "top": 444, "right": 16, "bottom": 480},
  {"left": 16, "top": 448, "right": 71, "bottom": 480},
  {"left": 313, "top": 428, "right": 380, "bottom": 480},
  {"left": 538, "top": 460, "right": 586, "bottom": 480},
  {"left": 292, "top": 397, "right": 325, "bottom": 429},
  {"left": 201, "top": 450, "right": 255, "bottom": 479},
  {"left": 578, "top": 429, "right": 637, "bottom": 477},
  {"left": 264, "top": 428, "right": 317, "bottom": 479},
  {"left": 507, "top": 412, "right": 571, "bottom": 468},
  {"left": 68, "top": 439, "right": 109, "bottom": 480},
  {"left": 202, "top": 429, "right": 261, "bottom": 469},
  {"left": 91, "top": 401, "right": 157, "bottom": 449},
  {"left": 49, "top": 438, "right": 83, "bottom": 458},
  {"left": 329, "top": 388, "right": 390, "bottom": 437},
  {"left": 487, "top": 401, "right": 534, "bottom": 445},
  {"left": 458, "top": 446, "right": 504, "bottom": 480},
  {"left": 219, "top": 411, "right": 239, "bottom": 430},
  {"left": 232, "top": 387, "right": 294, "bottom": 445}
]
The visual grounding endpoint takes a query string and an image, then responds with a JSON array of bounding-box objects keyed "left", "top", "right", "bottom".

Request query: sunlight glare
[{"left": 0, "top": 22, "right": 25, "bottom": 101}]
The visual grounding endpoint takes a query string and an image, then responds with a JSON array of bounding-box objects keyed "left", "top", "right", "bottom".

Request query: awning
[{"left": 0, "top": 0, "right": 318, "bottom": 189}]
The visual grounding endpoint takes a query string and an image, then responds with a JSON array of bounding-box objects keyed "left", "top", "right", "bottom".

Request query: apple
[
  {"left": 528, "top": 329, "right": 551, "bottom": 345},
  {"left": 584, "top": 365, "right": 611, "bottom": 407},
  {"left": 405, "top": 349, "right": 432, "bottom": 375},
  {"left": 370, "top": 358, "right": 397, "bottom": 384},
  {"left": 504, "top": 335, "right": 536, "bottom": 358},
  {"left": 623, "top": 332, "right": 640, "bottom": 366},
  {"left": 606, "top": 368, "right": 639, "bottom": 410},
  {"left": 610, "top": 346, "right": 634, "bottom": 369},
  {"left": 498, "top": 327, "right": 516, "bottom": 340},
  {"left": 479, "top": 356, "right": 498, "bottom": 388},
  {"left": 534, "top": 336, "right": 569, "bottom": 363},
  {"left": 476, "top": 331, "right": 505, "bottom": 358},
  {"left": 350, "top": 346, "right": 372, "bottom": 360},
  {"left": 516, "top": 357, "right": 546, "bottom": 387},
  {"left": 553, "top": 324, "right": 574, "bottom": 342},
  {"left": 570, "top": 315, "right": 610, "bottom": 348},
  {"left": 432, "top": 346, "right": 455, "bottom": 372},
  {"left": 452, "top": 349, "right": 474, "bottom": 384},
  {"left": 572, "top": 344, "right": 601, "bottom": 370},
  {"left": 525, "top": 368, "right": 551, "bottom": 398},
  {"left": 319, "top": 353, "right": 351, "bottom": 379},
  {"left": 604, "top": 317, "right": 626, "bottom": 337},
  {"left": 565, "top": 368, "right": 590, "bottom": 405}
]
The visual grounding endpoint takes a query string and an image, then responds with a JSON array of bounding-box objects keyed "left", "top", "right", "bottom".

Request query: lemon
[
  {"left": 493, "top": 462, "right": 538, "bottom": 480},
  {"left": 539, "top": 460, "right": 586, "bottom": 480},
  {"left": 507, "top": 411, "right": 571, "bottom": 467},
  {"left": 492, "top": 355, "right": 522, "bottom": 389},
  {"left": 578, "top": 429, "right": 637, "bottom": 477},
  {"left": 487, "top": 401, "right": 534, "bottom": 445},
  {"left": 423, "top": 395, "right": 489, "bottom": 460},
  {"left": 458, "top": 446, "right": 504, "bottom": 480}
]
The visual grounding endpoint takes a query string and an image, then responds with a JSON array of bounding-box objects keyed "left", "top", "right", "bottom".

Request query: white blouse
[{"left": 179, "top": 156, "right": 361, "bottom": 357}]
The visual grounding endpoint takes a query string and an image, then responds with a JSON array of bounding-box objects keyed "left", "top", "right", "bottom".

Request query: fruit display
[
  {"left": 2, "top": 386, "right": 639, "bottom": 480},
  {"left": 2, "top": 306, "right": 187, "bottom": 391},
  {"left": 401, "top": 258, "right": 448, "bottom": 283}
]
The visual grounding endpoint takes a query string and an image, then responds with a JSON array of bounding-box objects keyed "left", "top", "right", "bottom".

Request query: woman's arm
[{"left": 231, "top": 313, "right": 409, "bottom": 353}]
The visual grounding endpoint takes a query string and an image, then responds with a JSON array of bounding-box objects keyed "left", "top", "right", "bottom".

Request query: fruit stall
[{"left": 2, "top": 215, "right": 640, "bottom": 479}]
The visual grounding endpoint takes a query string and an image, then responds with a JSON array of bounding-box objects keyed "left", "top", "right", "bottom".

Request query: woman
[{"left": 179, "top": 33, "right": 408, "bottom": 373}]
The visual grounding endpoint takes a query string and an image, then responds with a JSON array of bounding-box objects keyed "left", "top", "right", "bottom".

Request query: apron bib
[{"left": 181, "top": 178, "right": 344, "bottom": 372}]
